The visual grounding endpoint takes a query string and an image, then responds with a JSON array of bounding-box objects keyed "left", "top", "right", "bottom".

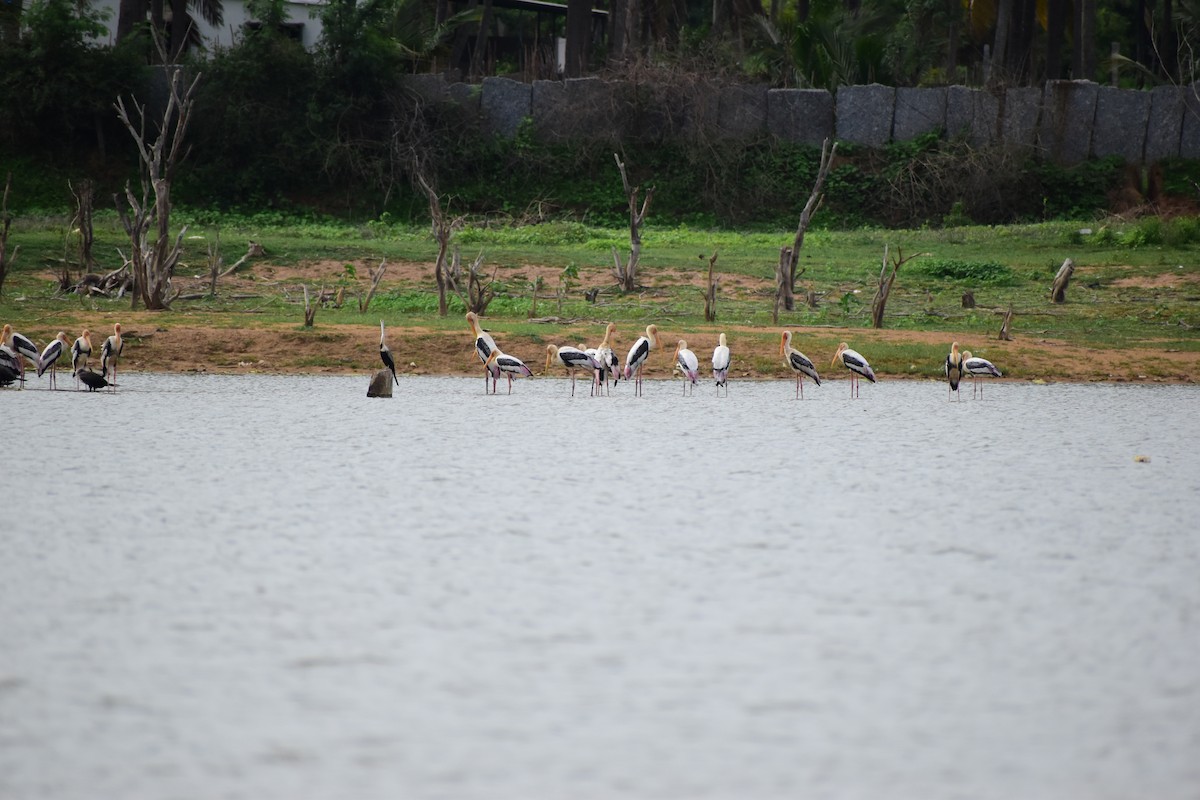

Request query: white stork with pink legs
[
  {"left": 780, "top": 330, "right": 821, "bottom": 399},
  {"left": 37, "top": 332, "right": 71, "bottom": 390},
  {"left": 712, "top": 333, "right": 730, "bottom": 396},
  {"left": 962, "top": 350, "right": 1002, "bottom": 398},
  {"left": 545, "top": 344, "right": 600, "bottom": 397},
  {"left": 945, "top": 341, "right": 964, "bottom": 401},
  {"left": 485, "top": 349, "right": 533, "bottom": 394},
  {"left": 672, "top": 339, "right": 699, "bottom": 395},
  {"left": 832, "top": 342, "right": 876, "bottom": 398},
  {"left": 623, "top": 324, "right": 660, "bottom": 397},
  {"left": 465, "top": 311, "right": 501, "bottom": 393}
]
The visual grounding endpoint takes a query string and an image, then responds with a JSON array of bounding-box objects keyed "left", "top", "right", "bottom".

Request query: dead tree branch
[
  {"left": 358, "top": 259, "right": 388, "bottom": 313},
  {"left": 702, "top": 251, "right": 719, "bottom": 322},
  {"left": 779, "top": 137, "right": 837, "bottom": 311},
  {"left": 303, "top": 285, "right": 317, "bottom": 326},
  {"left": 999, "top": 308, "right": 1015, "bottom": 340},
  {"left": 414, "top": 170, "right": 459, "bottom": 317},
  {"left": 611, "top": 152, "right": 654, "bottom": 292},
  {"left": 68, "top": 178, "right": 96, "bottom": 281},
  {"left": 870, "top": 245, "right": 927, "bottom": 329},
  {"left": 112, "top": 66, "right": 200, "bottom": 310},
  {"left": 0, "top": 173, "right": 18, "bottom": 297}
]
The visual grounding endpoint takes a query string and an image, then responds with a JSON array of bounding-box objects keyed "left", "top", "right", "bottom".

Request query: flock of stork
[
  {"left": 0, "top": 323, "right": 123, "bottom": 392},
  {"left": 377, "top": 312, "right": 1003, "bottom": 399},
  {"left": 4, "top": 314, "right": 1002, "bottom": 398}
]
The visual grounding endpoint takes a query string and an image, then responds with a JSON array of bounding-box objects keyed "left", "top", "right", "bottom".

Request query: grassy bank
[{"left": 1, "top": 211, "right": 1198, "bottom": 384}]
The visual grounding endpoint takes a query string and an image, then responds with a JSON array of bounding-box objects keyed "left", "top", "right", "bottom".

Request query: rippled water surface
[{"left": 3, "top": 374, "right": 1199, "bottom": 799}]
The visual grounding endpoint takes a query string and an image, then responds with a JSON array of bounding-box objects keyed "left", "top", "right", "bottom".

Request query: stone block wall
[{"left": 400, "top": 74, "right": 1200, "bottom": 164}]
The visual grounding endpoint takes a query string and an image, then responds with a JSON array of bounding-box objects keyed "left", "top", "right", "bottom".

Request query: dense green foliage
[{"left": 0, "top": 0, "right": 1186, "bottom": 229}]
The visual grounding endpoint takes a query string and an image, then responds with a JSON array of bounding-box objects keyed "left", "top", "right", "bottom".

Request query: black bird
[
  {"left": 77, "top": 369, "right": 109, "bottom": 392},
  {"left": 0, "top": 362, "right": 22, "bottom": 387},
  {"left": 379, "top": 321, "right": 398, "bottom": 385}
]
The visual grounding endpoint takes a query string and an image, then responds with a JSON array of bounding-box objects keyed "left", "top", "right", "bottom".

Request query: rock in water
[{"left": 367, "top": 369, "right": 394, "bottom": 398}]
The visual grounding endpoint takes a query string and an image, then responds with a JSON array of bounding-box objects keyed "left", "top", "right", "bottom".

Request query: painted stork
[
  {"left": 945, "top": 341, "right": 964, "bottom": 401},
  {"left": 962, "top": 350, "right": 1002, "bottom": 398},
  {"left": 466, "top": 311, "right": 501, "bottom": 393},
  {"left": 832, "top": 342, "right": 876, "bottom": 398},
  {"left": 0, "top": 347, "right": 22, "bottom": 387},
  {"left": 37, "top": 332, "right": 71, "bottom": 390},
  {"left": 545, "top": 344, "right": 600, "bottom": 396},
  {"left": 485, "top": 349, "right": 533, "bottom": 394},
  {"left": 379, "top": 321, "right": 398, "bottom": 385},
  {"left": 712, "top": 333, "right": 731, "bottom": 396},
  {"left": 1, "top": 324, "right": 38, "bottom": 386},
  {"left": 72, "top": 329, "right": 93, "bottom": 389},
  {"left": 100, "top": 323, "right": 123, "bottom": 391},
  {"left": 594, "top": 322, "right": 620, "bottom": 395},
  {"left": 77, "top": 368, "right": 109, "bottom": 392},
  {"left": 672, "top": 339, "right": 699, "bottom": 395},
  {"left": 780, "top": 330, "right": 821, "bottom": 399},
  {"left": 622, "top": 324, "right": 660, "bottom": 397}
]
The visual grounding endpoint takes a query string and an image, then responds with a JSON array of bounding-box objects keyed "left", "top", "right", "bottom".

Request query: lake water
[{"left": 3, "top": 374, "right": 1199, "bottom": 800}]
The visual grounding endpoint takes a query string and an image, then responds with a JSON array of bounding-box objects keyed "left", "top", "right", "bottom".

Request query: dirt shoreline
[
  {"left": 77, "top": 319, "right": 1197, "bottom": 384},
  {"left": 16, "top": 259, "right": 1198, "bottom": 384}
]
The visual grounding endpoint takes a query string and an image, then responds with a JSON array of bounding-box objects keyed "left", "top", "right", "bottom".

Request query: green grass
[{"left": 2, "top": 211, "right": 1199, "bottom": 366}]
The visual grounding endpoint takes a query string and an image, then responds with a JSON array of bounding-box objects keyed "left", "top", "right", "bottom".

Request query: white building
[{"left": 90, "top": 0, "right": 327, "bottom": 51}]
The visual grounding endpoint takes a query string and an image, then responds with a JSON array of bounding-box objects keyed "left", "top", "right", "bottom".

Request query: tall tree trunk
[
  {"left": 469, "top": 0, "right": 494, "bottom": 78},
  {"left": 1045, "top": 0, "right": 1066, "bottom": 80},
  {"left": 169, "top": 0, "right": 189, "bottom": 60},
  {"left": 116, "top": 0, "right": 148, "bottom": 42},
  {"left": 608, "top": 0, "right": 628, "bottom": 64},
  {"left": 991, "top": 0, "right": 1012, "bottom": 83},
  {"left": 564, "top": 0, "right": 591, "bottom": 77},
  {"left": 1161, "top": 0, "right": 1177, "bottom": 80}
]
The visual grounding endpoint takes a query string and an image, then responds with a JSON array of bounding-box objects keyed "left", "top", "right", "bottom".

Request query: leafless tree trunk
[
  {"left": 773, "top": 245, "right": 799, "bottom": 324},
  {"left": 113, "top": 66, "right": 200, "bottom": 311},
  {"left": 781, "top": 137, "right": 837, "bottom": 311},
  {"left": 207, "top": 231, "right": 222, "bottom": 297},
  {"left": 1050, "top": 257, "right": 1075, "bottom": 303},
  {"left": 303, "top": 285, "right": 317, "bottom": 327},
  {"left": 358, "top": 260, "right": 388, "bottom": 313},
  {"left": 611, "top": 153, "right": 654, "bottom": 292},
  {"left": 415, "top": 172, "right": 457, "bottom": 317},
  {"left": 448, "top": 247, "right": 497, "bottom": 314},
  {"left": 69, "top": 179, "right": 96, "bottom": 275},
  {"left": 702, "top": 251, "right": 719, "bottom": 322},
  {"left": 0, "top": 173, "right": 17, "bottom": 298},
  {"left": 999, "top": 308, "right": 1015, "bottom": 340},
  {"left": 870, "top": 246, "right": 926, "bottom": 328}
]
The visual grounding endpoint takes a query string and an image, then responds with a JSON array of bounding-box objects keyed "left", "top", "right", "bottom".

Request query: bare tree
[
  {"left": 69, "top": 179, "right": 96, "bottom": 274},
  {"left": 1050, "top": 257, "right": 1075, "bottom": 303},
  {"left": 358, "top": 260, "right": 388, "bottom": 313},
  {"left": 414, "top": 171, "right": 459, "bottom": 317},
  {"left": 611, "top": 153, "right": 654, "bottom": 292},
  {"left": 0, "top": 173, "right": 17, "bottom": 298},
  {"left": 870, "top": 245, "right": 926, "bottom": 329},
  {"left": 701, "top": 251, "right": 719, "bottom": 322},
  {"left": 780, "top": 138, "right": 837, "bottom": 311},
  {"left": 113, "top": 66, "right": 201, "bottom": 310},
  {"left": 448, "top": 247, "right": 497, "bottom": 314},
  {"left": 999, "top": 308, "right": 1015, "bottom": 340}
]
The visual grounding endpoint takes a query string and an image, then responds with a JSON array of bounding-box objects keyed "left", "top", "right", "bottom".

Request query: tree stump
[
  {"left": 367, "top": 369, "right": 394, "bottom": 397},
  {"left": 998, "top": 309, "right": 1014, "bottom": 340},
  {"left": 1050, "top": 258, "right": 1075, "bottom": 303},
  {"left": 962, "top": 290, "right": 975, "bottom": 308}
]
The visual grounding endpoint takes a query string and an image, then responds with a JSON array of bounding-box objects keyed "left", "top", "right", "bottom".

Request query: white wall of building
[{"left": 90, "top": 0, "right": 326, "bottom": 51}]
